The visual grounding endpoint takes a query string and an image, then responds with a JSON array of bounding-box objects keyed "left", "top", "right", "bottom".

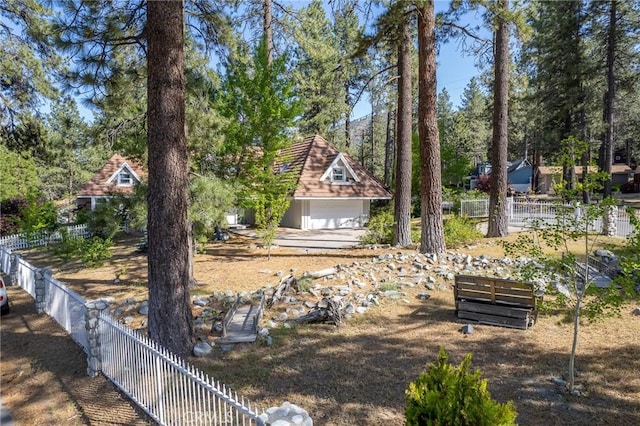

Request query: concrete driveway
[{"left": 231, "top": 227, "right": 366, "bottom": 252}]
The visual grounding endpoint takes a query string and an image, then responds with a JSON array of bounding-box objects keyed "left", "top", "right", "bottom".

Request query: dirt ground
[{"left": 1, "top": 230, "right": 639, "bottom": 425}]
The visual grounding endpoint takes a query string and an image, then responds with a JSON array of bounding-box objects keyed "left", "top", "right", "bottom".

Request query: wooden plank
[
  {"left": 456, "top": 274, "right": 533, "bottom": 289},
  {"left": 456, "top": 284, "right": 534, "bottom": 300},
  {"left": 218, "top": 303, "right": 261, "bottom": 344},
  {"left": 456, "top": 291, "right": 534, "bottom": 308},
  {"left": 456, "top": 279, "right": 533, "bottom": 293},
  {"left": 457, "top": 301, "right": 532, "bottom": 319},
  {"left": 457, "top": 310, "right": 530, "bottom": 330}
]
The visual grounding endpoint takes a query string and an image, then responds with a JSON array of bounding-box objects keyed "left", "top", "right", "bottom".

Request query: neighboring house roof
[
  {"left": 278, "top": 135, "right": 392, "bottom": 200},
  {"left": 77, "top": 154, "right": 145, "bottom": 197},
  {"left": 611, "top": 164, "right": 633, "bottom": 175},
  {"left": 507, "top": 158, "right": 531, "bottom": 174},
  {"left": 537, "top": 165, "right": 618, "bottom": 176},
  {"left": 471, "top": 159, "right": 531, "bottom": 177}
]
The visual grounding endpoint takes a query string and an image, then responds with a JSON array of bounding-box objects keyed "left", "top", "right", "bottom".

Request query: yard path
[{"left": 0, "top": 286, "right": 153, "bottom": 425}]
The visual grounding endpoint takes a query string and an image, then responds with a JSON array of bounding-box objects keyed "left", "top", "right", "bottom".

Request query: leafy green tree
[
  {"left": 435, "top": 90, "right": 474, "bottom": 187},
  {"left": 2, "top": 115, "right": 53, "bottom": 166},
  {"left": 216, "top": 40, "right": 300, "bottom": 255},
  {"left": 0, "top": 145, "right": 40, "bottom": 202},
  {"left": 502, "top": 139, "right": 632, "bottom": 392},
  {"left": 85, "top": 184, "right": 147, "bottom": 240},
  {"left": 457, "top": 78, "right": 491, "bottom": 165},
  {"left": 39, "top": 97, "right": 95, "bottom": 202},
  {"left": 615, "top": 209, "right": 640, "bottom": 297},
  {"left": 189, "top": 176, "right": 236, "bottom": 250},
  {"left": 53, "top": 0, "right": 239, "bottom": 356},
  {"left": 290, "top": 0, "right": 348, "bottom": 141},
  {"left": 0, "top": 0, "right": 59, "bottom": 128},
  {"left": 18, "top": 196, "right": 57, "bottom": 235},
  {"left": 522, "top": 0, "right": 600, "bottom": 171}
]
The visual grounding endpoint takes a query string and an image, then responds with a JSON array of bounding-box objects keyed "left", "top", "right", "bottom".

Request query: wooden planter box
[{"left": 454, "top": 275, "right": 541, "bottom": 330}]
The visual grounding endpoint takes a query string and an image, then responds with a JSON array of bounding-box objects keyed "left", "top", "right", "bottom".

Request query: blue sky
[
  {"left": 349, "top": 0, "right": 487, "bottom": 119},
  {"left": 67, "top": 1, "right": 485, "bottom": 122},
  {"left": 351, "top": 38, "right": 484, "bottom": 119}
]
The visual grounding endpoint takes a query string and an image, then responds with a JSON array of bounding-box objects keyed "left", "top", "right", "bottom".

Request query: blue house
[{"left": 467, "top": 159, "right": 533, "bottom": 193}]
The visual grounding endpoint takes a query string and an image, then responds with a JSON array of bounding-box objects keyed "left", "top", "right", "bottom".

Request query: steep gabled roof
[
  {"left": 278, "top": 135, "right": 392, "bottom": 199},
  {"left": 77, "top": 154, "right": 145, "bottom": 197},
  {"left": 507, "top": 158, "right": 531, "bottom": 174}
]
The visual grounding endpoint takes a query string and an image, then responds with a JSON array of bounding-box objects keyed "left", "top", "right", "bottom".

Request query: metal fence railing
[
  {"left": 459, "top": 198, "right": 490, "bottom": 218},
  {"left": 460, "top": 197, "right": 637, "bottom": 238},
  {"left": 0, "top": 245, "right": 266, "bottom": 425},
  {"left": 99, "top": 313, "right": 264, "bottom": 425}
]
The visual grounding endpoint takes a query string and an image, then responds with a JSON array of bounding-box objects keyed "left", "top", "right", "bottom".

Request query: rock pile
[{"left": 103, "top": 250, "right": 528, "bottom": 341}]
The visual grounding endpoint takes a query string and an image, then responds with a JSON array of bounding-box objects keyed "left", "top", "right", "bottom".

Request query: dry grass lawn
[{"left": 2, "top": 230, "right": 639, "bottom": 425}]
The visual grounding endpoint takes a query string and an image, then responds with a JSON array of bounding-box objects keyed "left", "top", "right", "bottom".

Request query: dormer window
[
  {"left": 320, "top": 152, "right": 361, "bottom": 185},
  {"left": 117, "top": 170, "right": 133, "bottom": 186},
  {"left": 332, "top": 166, "right": 345, "bottom": 182}
]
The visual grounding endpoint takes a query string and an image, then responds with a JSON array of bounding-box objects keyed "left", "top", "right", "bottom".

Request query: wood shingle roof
[
  {"left": 77, "top": 154, "right": 145, "bottom": 197},
  {"left": 279, "top": 135, "right": 392, "bottom": 199}
]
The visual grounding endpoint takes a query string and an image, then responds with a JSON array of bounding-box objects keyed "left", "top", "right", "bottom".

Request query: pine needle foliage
[{"left": 405, "top": 347, "right": 517, "bottom": 426}]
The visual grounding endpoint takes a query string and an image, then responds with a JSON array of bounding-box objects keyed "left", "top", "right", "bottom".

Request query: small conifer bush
[{"left": 405, "top": 347, "right": 517, "bottom": 426}]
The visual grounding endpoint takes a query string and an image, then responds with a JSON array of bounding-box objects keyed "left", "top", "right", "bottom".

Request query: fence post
[
  {"left": 85, "top": 299, "right": 109, "bottom": 377},
  {"left": 603, "top": 205, "right": 618, "bottom": 237},
  {"left": 8, "top": 252, "right": 22, "bottom": 286},
  {"left": 34, "top": 268, "right": 51, "bottom": 314}
]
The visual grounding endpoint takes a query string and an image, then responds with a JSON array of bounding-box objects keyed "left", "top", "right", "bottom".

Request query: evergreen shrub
[
  {"left": 444, "top": 215, "right": 483, "bottom": 248},
  {"left": 360, "top": 208, "right": 394, "bottom": 245},
  {"left": 405, "top": 347, "right": 517, "bottom": 426}
]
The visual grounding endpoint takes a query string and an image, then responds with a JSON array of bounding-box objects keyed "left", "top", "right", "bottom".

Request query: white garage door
[{"left": 309, "top": 200, "right": 362, "bottom": 230}]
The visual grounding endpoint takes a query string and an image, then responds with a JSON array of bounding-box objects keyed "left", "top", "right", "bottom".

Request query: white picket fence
[
  {"left": 0, "top": 224, "right": 90, "bottom": 250},
  {"left": 460, "top": 197, "right": 637, "bottom": 238},
  {"left": 0, "top": 246, "right": 265, "bottom": 425},
  {"left": 99, "top": 314, "right": 263, "bottom": 425}
]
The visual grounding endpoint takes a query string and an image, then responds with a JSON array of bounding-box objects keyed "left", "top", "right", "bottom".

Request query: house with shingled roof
[
  {"left": 76, "top": 137, "right": 391, "bottom": 230},
  {"left": 276, "top": 134, "right": 392, "bottom": 230},
  {"left": 76, "top": 154, "right": 145, "bottom": 211}
]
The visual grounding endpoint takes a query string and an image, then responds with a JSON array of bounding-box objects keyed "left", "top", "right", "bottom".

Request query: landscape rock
[
  {"left": 193, "top": 297, "right": 209, "bottom": 307},
  {"left": 193, "top": 341, "right": 212, "bottom": 357},
  {"left": 551, "top": 377, "right": 567, "bottom": 387},
  {"left": 259, "top": 402, "right": 313, "bottom": 426},
  {"left": 460, "top": 324, "right": 474, "bottom": 334}
]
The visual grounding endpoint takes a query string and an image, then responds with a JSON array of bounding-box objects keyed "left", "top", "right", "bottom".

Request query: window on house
[
  {"left": 332, "top": 166, "right": 345, "bottom": 182},
  {"left": 118, "top": 170, "right": 133, "bottom": 186}
]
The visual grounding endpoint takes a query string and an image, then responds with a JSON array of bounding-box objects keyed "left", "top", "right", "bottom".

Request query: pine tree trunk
[
  {"left": 345, "top": 84, "right": 351, "bottom": 148},
  {"left": 417, "top": 1, "right": 446, "bottom": 255},
  {"left": 602, "top": 0, "right": 617, "bottom": 198},
  {"left": 487, "top": 0, "right": 510, "bottom": 238},
  {"left": 393, "top": 7, "right": 413, "bottom": 247},
  {"left": 147, "top": 0, "right": 195, "bottom": 357},
  {"left": 384, "top": 109, "right": 394, "bottom": 187},
  {"left": 263, "top": 0, "right": 273, "bottom": 66}
]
